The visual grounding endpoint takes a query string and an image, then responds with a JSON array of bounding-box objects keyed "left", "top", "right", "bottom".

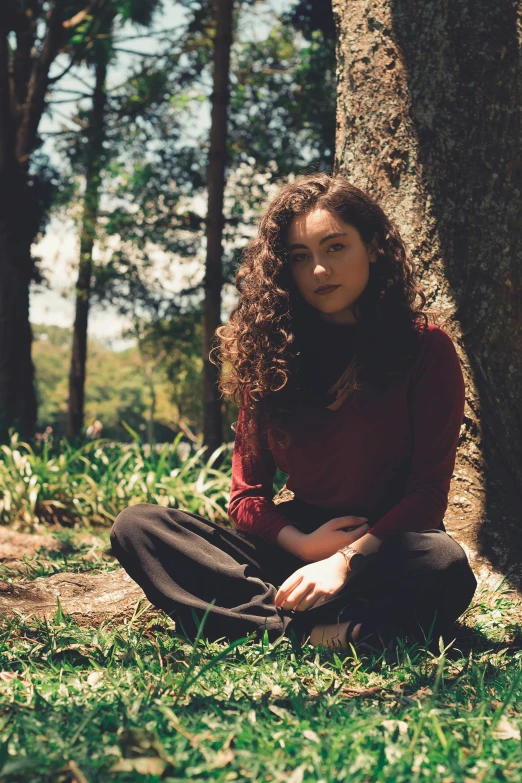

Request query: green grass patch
[{"left": 0, "top": 586, "right": 521, "bottom": 782}]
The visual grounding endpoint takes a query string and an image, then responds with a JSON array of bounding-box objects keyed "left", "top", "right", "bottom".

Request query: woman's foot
[{"left": 306, "top": 620, "right": 362, "bottom": 650}]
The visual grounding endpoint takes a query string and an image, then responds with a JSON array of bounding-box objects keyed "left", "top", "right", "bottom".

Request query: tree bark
[
  {"left": 0, "top": 19, "right": 36, "bottom": 439},
  {"left": 202, "top": 0, "right": 234, "bottom": 462},
  {"left": 0, "top": 1, "right": 69, "bottom": 439},
  {"left": 67, "top": 54, "right": 108, "bottom": 438},
  {"left": 333, "top": 0, "right": 522, "bottom": 581}
]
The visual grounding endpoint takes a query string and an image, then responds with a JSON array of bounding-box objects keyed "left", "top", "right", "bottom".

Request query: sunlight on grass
[
  {"left": 1, "top": 434, "right": 521, "bottom": 781},
  {"left": 0, "top": 584, "right": 521, "bottom": 782},
  {"left": 0, "top": 431, "right": 234, "bottom": 530}
]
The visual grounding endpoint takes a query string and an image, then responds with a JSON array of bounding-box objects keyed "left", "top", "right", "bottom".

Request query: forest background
[{"left": 3, "top": 0, "right": 334, "bottom": 445}]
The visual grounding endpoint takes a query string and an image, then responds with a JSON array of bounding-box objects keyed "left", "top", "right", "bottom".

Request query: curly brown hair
[{"left": 211, "top": 172, "right": 437, "bottom": 450}]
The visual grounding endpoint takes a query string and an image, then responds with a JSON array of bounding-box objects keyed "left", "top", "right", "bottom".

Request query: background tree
[
  {"left": 203, "top": 0, "right": 234, "bottom": 461},
  {"left": 92, "top": 2, "right": 336, "bottom": 441},
  {"left": 67, "top": 43, "right": 110, "bottom": 438},
  {"left": 0, "top": 0, "right": 109, "bottom": 440},
  {"left": 333, "top": 0, "right": 522, "bottom": 579},
  {"left": 66, "top": 0, "right": 161, "bottom": 438}
]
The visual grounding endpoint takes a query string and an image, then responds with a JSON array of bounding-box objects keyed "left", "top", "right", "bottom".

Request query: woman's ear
[{"left": 369, "top": 232, "right": 379, "bottom": 263}]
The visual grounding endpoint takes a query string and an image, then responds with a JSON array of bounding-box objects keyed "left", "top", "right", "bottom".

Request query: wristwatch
[{"left": 338, "top": 544, "right": 366, "bottom": 574}]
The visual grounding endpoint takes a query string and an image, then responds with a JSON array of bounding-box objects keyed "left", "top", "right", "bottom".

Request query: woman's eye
[
  {"left": 328, "top": 243, "right": 344, "bottom": 252},
  {"left": 290, "top": 253, "right": 307, "bottom": 262}
]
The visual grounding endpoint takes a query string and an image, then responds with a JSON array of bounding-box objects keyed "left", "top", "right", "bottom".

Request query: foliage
[
  {"left": 32, "top": 323, "right": 196, "bottom": 441},
  {"left": 51, "top": 2, "right": 337, "bottom": 323},
  {"left": 0, "top": 430, "right": 248, "bottom": 530}
]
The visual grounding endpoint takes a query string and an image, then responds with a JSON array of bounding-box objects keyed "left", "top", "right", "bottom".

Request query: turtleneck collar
[{"left": 298, "top": 315, "right": 358, "bottom": 408}]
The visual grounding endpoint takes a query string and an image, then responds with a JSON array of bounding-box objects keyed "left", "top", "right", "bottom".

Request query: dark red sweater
[{"left": 228, "top": 323, "right": 466, "bottom": 544}]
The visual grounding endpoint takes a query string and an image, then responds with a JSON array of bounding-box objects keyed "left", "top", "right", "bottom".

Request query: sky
[{"left": 31, "top": 0, "right": 295, "bottom": 351}]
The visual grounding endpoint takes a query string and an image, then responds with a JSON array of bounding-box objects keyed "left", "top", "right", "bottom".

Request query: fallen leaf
[
  {"left": 0, "top": 671, "right": 30, "bottom": 687},
  {"left": 66, "top": 759, "right": 90, "bottom": 783},
  {"left": 109, "top": 757, "right": 167, "bottom": 775},
  {"left": 287, "top": 764, "right": 307, "bottom": 783},
  {"left": 211, "top": 748, "right": 235, "bottom": 768},
  {"left": 492, "top": 717, "right": 521, "bottom": 741},
  {"left": 87, "top": 671, "right": 103, "bottom": 688},
  {"left": 303, "top": 729, "right": 321, "bottom": 743},
  {"left": 268, "top": 704, "right": 290, "bottom": 721},
  {"left": 381, "top": 720, "right": 409, "bottom": 735},
  {"left": 414, "top": 686, "right": 433, "bottom": 698}
]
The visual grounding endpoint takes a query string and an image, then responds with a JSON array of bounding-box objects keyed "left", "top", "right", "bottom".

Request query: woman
[{"left": 110, "top": 173, "right": 477, "bottom": 652}]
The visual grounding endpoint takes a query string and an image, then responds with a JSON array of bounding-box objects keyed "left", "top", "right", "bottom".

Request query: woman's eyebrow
[{"left": 287, "top": 232, "right": 348, "bottom": 251}]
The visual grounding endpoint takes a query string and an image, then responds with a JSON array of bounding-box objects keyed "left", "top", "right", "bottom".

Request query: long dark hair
[{"left": 211, "top": 172, "right": 436, "bottom": 449}]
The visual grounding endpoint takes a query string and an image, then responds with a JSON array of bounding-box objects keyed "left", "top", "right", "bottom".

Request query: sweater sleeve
[
  {"left": 227, "top": 395, "right": 294, "bottom": 544},
  {"left": 369, "top": 327, "right": 466, "bottom": 539}
]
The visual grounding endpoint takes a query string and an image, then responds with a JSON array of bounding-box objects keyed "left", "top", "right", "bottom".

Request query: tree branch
[
  {"left": 16, "top": 0, "right": 70, "bottom": 164},
  {"left": 62, "top": 2, "right": 98, "bottom": 30},
  {"left": 47, "top": 56, "right": 77, "bottom": 85}
]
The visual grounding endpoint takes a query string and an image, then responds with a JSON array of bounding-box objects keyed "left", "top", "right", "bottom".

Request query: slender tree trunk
[
  {"left": 333, "top": 0, "right": 522, "bottom": 579},
  {"left": 202, "top": 0, "right": 234, "bottom": 461},
  {"left": 67, "top": 55, "right": 108, "bottom": 438},
  {"left": 144, "top": 361, "right": 156, "bottom": 447}
]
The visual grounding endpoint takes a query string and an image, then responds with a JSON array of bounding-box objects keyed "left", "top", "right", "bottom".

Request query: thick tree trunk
[
  {"left": 0, "top": 2, "right": 69, "bottom": 440},
  {"left": 67, "top": 56, "right": 108, "bottom": 438},
  {"left": 333, "top": 0, "right": 522, "bottom": 582},
  {"left": 0, "top": 25, "right": 36, "bottom": 439},
  {"left": 202, "top": 0, "right": 234, "bottom": 462}
]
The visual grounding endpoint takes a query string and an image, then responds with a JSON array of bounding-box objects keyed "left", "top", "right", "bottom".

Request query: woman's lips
[{"left": 315, "top": 285, "right": 340, "bottom": 295}]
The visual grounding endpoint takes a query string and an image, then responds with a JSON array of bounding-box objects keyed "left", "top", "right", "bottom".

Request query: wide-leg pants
[{"left": 110, "top": 497, "right": 477, "bottom": 648}]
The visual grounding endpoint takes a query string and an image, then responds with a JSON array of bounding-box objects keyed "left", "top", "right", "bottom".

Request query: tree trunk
[
  {"left": 0, "top": 24, "right": 36, "bottom": 439},
  {"left": 333, "top": 0, "right": 522, "bottom": 582},
  {"left": 67, "top": 55, "right": 108, "bottom": 438},
  {"left": 202, "top": 0, "right": 234, "bottom": 463},
  {"left": 0, "top": 2, "right": 69, "bottom": 440}
]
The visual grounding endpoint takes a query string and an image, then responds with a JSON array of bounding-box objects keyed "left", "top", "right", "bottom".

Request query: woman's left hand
[{"left": 274, "top": 553, "right": 349, "bottom": 612}]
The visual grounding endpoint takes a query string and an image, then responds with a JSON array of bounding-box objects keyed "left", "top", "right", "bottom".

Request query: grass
[
  {"left": 0, "top": 563, "right": 521, "bottom": 782},
  {"left": 1, "top": 436, "right": 521, "bottom": 781},
  {"left": 0, "top": 431, "right": 243, "bottom": 531}
]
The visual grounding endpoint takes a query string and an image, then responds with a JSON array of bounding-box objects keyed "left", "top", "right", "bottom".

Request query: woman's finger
[
  {"left": 331, "top": 516, "right": 367, "bottom": 529},
  {"left": 347, "top": 523, "right": 369, "bottom": 541},
  {"left": 281, "top": 581, "right": 314, "bottom": 610},
  {"left": 292, "top": 584, "right": 317, "bottom": 612},
  {"left": 275, "top": 574, "right": 303, "bottom": 606}
]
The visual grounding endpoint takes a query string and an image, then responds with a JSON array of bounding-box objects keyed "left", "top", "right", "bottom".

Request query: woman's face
[{"left": 285, "top": 208, "right": 378, "bottom": 325}]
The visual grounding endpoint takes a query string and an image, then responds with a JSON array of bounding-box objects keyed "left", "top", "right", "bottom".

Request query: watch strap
[{"left": 338, "top": 545, "right": 366, "bottom": 574}]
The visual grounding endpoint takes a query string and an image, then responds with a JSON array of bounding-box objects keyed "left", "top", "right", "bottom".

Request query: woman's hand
[
  {"left": 297, "top": 516, "right": 370, "bottom": 563},
  {"left": 275, "top": 552, "right": 350, "bottom": 611}
]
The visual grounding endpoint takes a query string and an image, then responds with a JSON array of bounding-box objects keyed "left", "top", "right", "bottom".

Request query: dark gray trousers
[{"left": 110, "top": 497, "right": 477, "bottom": 648}]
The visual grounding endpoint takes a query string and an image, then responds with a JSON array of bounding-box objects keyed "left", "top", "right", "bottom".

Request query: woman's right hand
[{"left": 297, "top": 516, "right": 370, "bottom": 563}]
